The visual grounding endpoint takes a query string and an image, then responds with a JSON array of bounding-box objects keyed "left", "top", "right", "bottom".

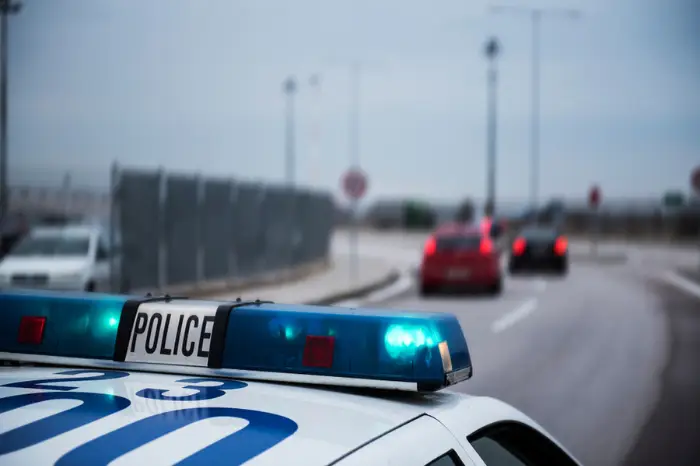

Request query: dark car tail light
[
  {"left": 512, "top": 237, "right": 526, "bottom": 255},
  {"left": 424, "top": 236, "right": 437, "bottom": 256},
  {"left": 479, "top": 238, "right": 493, "bottom": 255},
  {"left": 554, "top": 236, "right": 568, "bottom": 255}
]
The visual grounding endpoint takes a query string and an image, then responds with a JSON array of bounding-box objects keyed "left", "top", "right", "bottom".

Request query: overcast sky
[{"left": 8, "top": 0, "right": 700, "bottom": 204}]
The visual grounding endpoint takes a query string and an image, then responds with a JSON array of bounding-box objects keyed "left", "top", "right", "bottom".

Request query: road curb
[{"left": 306, "top": 269, "right": 402, "bottom": 306}]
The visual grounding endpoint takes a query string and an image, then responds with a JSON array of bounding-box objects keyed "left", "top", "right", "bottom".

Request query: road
[{"left": 337, "top": 229, "right": 700, "bottom": 466}]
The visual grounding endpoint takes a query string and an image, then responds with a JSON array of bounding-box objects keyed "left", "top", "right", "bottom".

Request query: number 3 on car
[{"left": 125, "top": 302, "right": 217, "bottom": 366}]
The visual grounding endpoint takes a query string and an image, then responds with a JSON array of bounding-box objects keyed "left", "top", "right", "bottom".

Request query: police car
[{"left": 0, "top": 290, "right": 582, "bottom": 466}]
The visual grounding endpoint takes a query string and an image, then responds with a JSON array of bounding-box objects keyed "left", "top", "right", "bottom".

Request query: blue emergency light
[{"left": 0, "top": 290, "right": 472, "bottom": 392}]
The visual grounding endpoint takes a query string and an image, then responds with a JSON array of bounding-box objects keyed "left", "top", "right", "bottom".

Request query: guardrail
[
  {"left": 557, "top": 210, "right": 700, "bottom": 243},
  {"left": 359, "top": 211, "right": 700, "bottom": 245},
  {"left": 110, "top": 166, "right": 335, "bottom": 294}
]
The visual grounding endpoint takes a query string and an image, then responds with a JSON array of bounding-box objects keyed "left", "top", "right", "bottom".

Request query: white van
[{"left": 0, "top": 224, "right": 123, "bottom": 292}]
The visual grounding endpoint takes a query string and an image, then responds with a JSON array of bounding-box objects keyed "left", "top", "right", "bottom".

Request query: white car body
[
  {"left": 0, "top": 367, "right": 582, "bottom": 466},
  {"left": 0, "top": 289, "right": 581, "bottom": 465},
  {"left": 0, "top": 224, "right": 120, "bottom": 292}
]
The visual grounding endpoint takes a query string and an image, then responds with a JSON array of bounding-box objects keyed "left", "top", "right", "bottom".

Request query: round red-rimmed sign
[
  {"left": 691, "top": 167, "right": 700, "bottom": 194},
  {"left": 342, "top": 169, "right": 368, "bottom": 200},
  {"left": 589, "top": 185, "right": 601, "bottom": 208}
]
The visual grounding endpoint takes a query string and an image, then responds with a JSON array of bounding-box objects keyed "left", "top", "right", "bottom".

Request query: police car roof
[
  {"left": 0, "top": 291, "right": 479, "bottom": 463},
  {"left": 0, "top": 365, "right": 486, "bottom": 465}
]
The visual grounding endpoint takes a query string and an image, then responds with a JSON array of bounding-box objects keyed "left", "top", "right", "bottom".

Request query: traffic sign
[
  {"left": 342, "top": 168, "right": 368, "bottom": 200},
  {"left": 663, "top": 191, "right": 685, "bottom": 208},
  {"left": 588, "top": 185, "right": 601, "bottom": 208},
  {"left": 691, "top": 167, "right": 700, "bottom": 194}
]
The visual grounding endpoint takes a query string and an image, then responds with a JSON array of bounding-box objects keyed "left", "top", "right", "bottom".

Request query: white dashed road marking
[
  {"left": 661, "top": 270, "right": 700, "bottom": 300},
  {"left": 491, "top": 298, "right": 539, "bottom": 334}
]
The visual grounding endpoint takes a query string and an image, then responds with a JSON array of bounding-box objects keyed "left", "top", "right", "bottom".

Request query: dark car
[{"left": 508, "top": 226, "right": 568, "bottom": 275}]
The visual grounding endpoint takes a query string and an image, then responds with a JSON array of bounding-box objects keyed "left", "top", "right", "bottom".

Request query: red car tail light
[
  {"left": 554, "top": 236, "right": 568, "bottom": 255},
  {"left": 424, "top": 236, "right": 437, "bottom": 256},
  {"left": 480, "top": 238, "right": 493, "bottom": 255},
  {"left": 512, "top": 237, "right": 526, "bottom": 255}
]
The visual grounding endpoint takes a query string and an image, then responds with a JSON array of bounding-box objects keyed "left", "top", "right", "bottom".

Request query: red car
[{"left": 419, "top": 223, "right": 503, "bottom": 296}]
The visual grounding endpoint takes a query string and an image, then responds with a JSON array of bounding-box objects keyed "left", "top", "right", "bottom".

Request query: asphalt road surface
[
  {"left": 621, "top": 277, "right": 700, "bottom": 466},
  {"left": 346, "top": 230, "right": 700, "bottom": 466}
]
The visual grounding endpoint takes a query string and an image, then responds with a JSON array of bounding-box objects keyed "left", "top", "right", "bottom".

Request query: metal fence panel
[
  {"left": 259, "top": 185, "right": 295, "bottom": 271},
  {"left": 292, "top": 190, "right": 314, "bottom": 266},
  {"left": 303, "top": 193, "right": 322, "bottom": 263},
  {"left": 320, "top": 193, "right": 335, "bottom": 256},
  {"left": 307, "top": 192, "right": 334, "bottom": 262},
  {"left": 280, "top": 187, "right": 300, "bottom": 269},
  {"left": 110, "top": 166, "right": 336, "bottom": 293},
  {"left": 117, "top": 170, "right": 161, "bottom": 291},
  {"left": 164, "top": 176, "right": 199, "bottom": 287},
  {"left": 231, "top": 183, "right": 266, "bottom": 277},
  {"left": 202, "top": 180, "right": 233, "bottom": 281}
]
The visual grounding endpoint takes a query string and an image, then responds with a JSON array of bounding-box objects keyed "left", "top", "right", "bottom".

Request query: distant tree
[
  {"left": 403, "top": 201, "right": 436, "bottom": 230},
  {"left": 455, "top": 199, "right": 475, "bottom": 223}
]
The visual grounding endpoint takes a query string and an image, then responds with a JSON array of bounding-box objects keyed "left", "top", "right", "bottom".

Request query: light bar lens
[
  {"left": 0, "top": 290, "right": 127, "bottom": 359},
  {"left": 17, "top": 316, "right": 46, "bottom": 345},
  {"left": 302, "top": 335, "right": 335, "bottom": 368},
  {"left": 223, "top": 304, "right": 471, "bottom": 389}
]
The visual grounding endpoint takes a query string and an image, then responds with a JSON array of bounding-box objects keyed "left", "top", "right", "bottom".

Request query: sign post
[
  {"left": 588, "top": 185, "right": 601, "bottom": 256},
  {"left": 691, "top": 167, "right": 700, "bottom": 269},
  {"left": 342, "top": 168, "right": 368, "bottom": 284},
  {"left": 662, "top": 190, "right": 685, "bottom": 240}
]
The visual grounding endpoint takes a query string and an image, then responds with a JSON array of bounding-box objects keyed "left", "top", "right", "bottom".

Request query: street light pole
[
  {"left": 348, "top": 62, "right": 361, "bottom": 284},
  {"left": 0, "top": 0, "right": 21, "bottom": 221},
  {"left": 349, "top": 62, "right": 360, "bottom": 170},
  {"left": 283, "top": 76, "right": 297, "bottom": 187},
  {"left": 484, "top": 37, "right": 500, "bottom": 218},
  {"left": 530, "top": 11, "right": 541, "bottom": 214},
  {"left": 308, "top": 74, "right": 322, "bottom": 187},
  {"left": 490, "top": 4, "right": 579, "bottom": 215}
]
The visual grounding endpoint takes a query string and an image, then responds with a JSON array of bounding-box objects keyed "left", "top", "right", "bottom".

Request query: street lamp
[
  {"left": 349, "top": 62, "right": 361, "bottom": 170},
  {"left": 308, "top": 74, "right": 322, "bottom": 187},
  {"left": 282, "top": 73, "right": 323, "bottom": 188},
  {"left": 490, "top": 4, "right": 580, "bottom": 213},
  {"left": 484, "top": 37, "right": 500, "bottom": 218},
  {"left": 282, "top": 76, "right": 298, "bottom": 187},
  {"left": 0, "top": 0, "right": 22, "bottom": 220}
]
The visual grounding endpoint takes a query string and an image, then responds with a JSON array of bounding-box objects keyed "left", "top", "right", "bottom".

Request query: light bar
[
  {"left": 0, "top": 290, "right": 472, "bottom": 392},
  {"left": 0, "top": 290, "right": 126, "bottom": 359}
]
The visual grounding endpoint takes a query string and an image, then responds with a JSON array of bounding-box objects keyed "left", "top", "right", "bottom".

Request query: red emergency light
[
  {"left": 17, "top": 316, "right": 46, "bottom": 345},
  {"left": 302, "top": 335, "right": 336, "bottom": 368}
]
